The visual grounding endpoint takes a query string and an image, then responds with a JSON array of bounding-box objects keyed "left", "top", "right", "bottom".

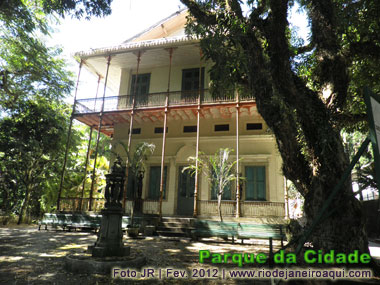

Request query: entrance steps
[{"left": 156, "top": 217, "right": 194, "bottom": 237}]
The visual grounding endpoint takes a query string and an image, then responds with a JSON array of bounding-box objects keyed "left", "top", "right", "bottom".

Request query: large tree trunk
[
  {"left": 182, "top": 0, "right": 369, "bottom": 257},
  {"left": 18, "top": 185, "right": 32, "bottom": 224}
]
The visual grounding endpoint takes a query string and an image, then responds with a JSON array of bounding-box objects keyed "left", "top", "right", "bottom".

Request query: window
[
  {"left": 245, "top": 166, "right": 266, "bottom": 201},
  {"left": 126, "top": 170, "right": 135, "bottom": 199},
  {"left": 154, "top": 127, "right": 168, "bottom": 134},
  {"left": 210, "top": 169, "right": 232, "bottom": 200},
  {"left": 184, "top": 125, "right": 197, "bottom": 133},
  {"left": 130, "top": 73, "right": 150, "bottom": 105},
  {"left": 215, "top": 124, "right": 229, "bottom": 132},
  {"left": 246, "top": 123, "right": 263, "bottom": 130},
  {"left": 148, "top": 166, "right": 167, "bottom": 200},
  {"left": 128, "top": 128, "right": 141, "bottom": 134},
  {"left": 181, "top": 68, "right": 205, "bottom": 101}
]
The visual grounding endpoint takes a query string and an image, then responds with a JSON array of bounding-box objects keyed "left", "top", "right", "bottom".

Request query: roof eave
[{"left": 74, "top": 36, "right": 199, "bottom": 59}]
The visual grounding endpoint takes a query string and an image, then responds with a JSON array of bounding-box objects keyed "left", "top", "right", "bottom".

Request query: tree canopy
[
  {"left": 181, "top": 0, "right": 380, "bottom": 256},
  {"left": 0, "top": 0, "right": 114, "bottom": 222}
]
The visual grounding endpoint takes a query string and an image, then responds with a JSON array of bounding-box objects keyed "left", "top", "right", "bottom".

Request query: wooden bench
[
  {"left": 38, "top": 213, "right": 101, "bottom": 231},
  {"left": 237, "top": 223, "right": 285, "bottom": 247},
  {"left": 191, "top": 220, "right": 238, "bottom": 243}
]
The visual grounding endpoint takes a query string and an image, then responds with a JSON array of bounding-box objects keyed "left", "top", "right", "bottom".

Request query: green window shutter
[
  {"left": 245, "top": 166, "right": 255, "bottom": 200},
  {"left": 131, "top": 73, "right": 151, "bottom": 95},
  {"left": 210, "top": 169, "right": 231, "bottom": 200},
  {"left": 211, "top": 170, "right": 217, "bottom": 200},
  {"left": 148, "top": 166, "right": 167, "bottom": 200},
  {"left": 245, "top": 166, "right": 266, "bottom": 201},
  {"left": 256, "top": 166, "right": 266, "bottom": 201},
  {"left": 126, "top": 169, "right": 135, "bottom": 199},
  {"left": 130, "top": 73, "right": 150, "bottom": 106},
  {"left": 222, "top": 181, "right": 231, "bottom": 200}
]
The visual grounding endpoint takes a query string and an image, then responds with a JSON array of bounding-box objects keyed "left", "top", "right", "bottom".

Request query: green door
[
  {"left": 177, "top": 166, "right": 195, "bottom": 216},
  {"left": 181, "top": 68, "right": 204, "bottom": 102},
  {"left": 130, "top": 73, "right": 150, "bottom": 106}
]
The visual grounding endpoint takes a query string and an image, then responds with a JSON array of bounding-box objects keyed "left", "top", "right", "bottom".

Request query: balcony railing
[
  {"left": 57, "top": 198, "right": 284, "bottom": 217},
  {"left": 74, "top": 90, "right": 255, "bottom": 114}
]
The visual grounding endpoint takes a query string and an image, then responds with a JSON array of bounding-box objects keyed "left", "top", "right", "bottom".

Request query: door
[
  {"left": 130, "top": 73, "right": 150, "bottom": 106},
  {"left": 177, "top": 166, "right": 195, "bottom": 216},
  {"left": 181, "top": 68, "right": 204, "bottom": 102}
]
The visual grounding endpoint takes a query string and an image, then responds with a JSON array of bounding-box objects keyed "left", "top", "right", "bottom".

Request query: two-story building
[{"left": 60, "top": 9, "right": 286, "bottom": 222}]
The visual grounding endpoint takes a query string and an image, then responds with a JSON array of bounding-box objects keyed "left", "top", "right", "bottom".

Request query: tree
[
  {"left": 0, "top": 98, "right": 76, "bottom": 223},
  {"left": 181, "top": 0, "right": 380, "bottom": 255},
  {"left": 116, "top": 142, "right": 155, "bottom": 223},
  {"left": 0, "top": 0, "right": 113, "bottom": 110},
  {"left": 185, "top": 148, "right": 240, "bottom": 222},
  {"left": 0, "top": 0, "right": 114, "bottom": 221}
]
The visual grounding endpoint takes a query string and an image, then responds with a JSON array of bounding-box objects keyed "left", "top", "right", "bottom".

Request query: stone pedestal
[{"left": 88, "top": 206, "right": 130, "bottom": 257}]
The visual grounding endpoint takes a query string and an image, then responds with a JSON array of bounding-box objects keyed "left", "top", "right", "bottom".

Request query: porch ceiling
[
  {"left": 74, "top": 103, "right": 258, "bottom": 137},
  {"left": 81, "top": 42, "right": 201, "bottom": 93}
]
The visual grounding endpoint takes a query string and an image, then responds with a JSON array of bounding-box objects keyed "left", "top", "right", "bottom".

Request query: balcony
[{"left": 74, "top": 89, "right": 255, "bottom": 115}]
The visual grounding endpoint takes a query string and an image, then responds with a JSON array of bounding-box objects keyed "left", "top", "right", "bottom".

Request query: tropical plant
[
  {"left": 185, "top": 148, "right": 241, "bottom": 222},
  {"left": 115, "top": 141, "right": 155, "bottom": 224}
]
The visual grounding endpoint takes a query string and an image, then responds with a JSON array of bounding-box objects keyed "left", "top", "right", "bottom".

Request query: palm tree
[
  {"left": 115, "top": 141, "right": 155, "bottom": 225},
  {"left": 185, "top": 148, "right": 241, "bottom": 222}
]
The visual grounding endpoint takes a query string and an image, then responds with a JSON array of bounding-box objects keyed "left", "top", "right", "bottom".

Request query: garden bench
[
  {"left": 38, "top": 213, "right": 144, "bottom": 232},
  {"left": 66, "top": 214, "right": 101, "bottom": 232},
  {"left": 237, "top": 223, "right": 285, "bottom": 247},
  {"left": 191, "top": 220, "right": 238, "bottom": 243},
  {"left": 38, "top": 213, "right": 101, "bottom": 231}
]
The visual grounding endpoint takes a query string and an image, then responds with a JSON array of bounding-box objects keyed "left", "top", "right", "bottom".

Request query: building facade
[{"left": 62, "top": 10, "right": 286, "bottom": 221}]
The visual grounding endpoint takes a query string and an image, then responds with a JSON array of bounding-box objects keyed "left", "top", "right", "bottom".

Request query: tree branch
[
  {"left": 309, "top": 0, "right": 349, "bottom": 111},
  {"left": 180, "top": 0, "right": 217, "bottom": 26}
]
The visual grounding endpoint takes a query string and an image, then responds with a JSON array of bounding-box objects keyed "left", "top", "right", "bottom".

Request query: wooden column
[
  {"left": 159, "top": 48, "right": 173, "bottom": 217},
  {"left": 193, "top": 49, "right": 202, "bottom": 217},
  {"left": 123, "top": 51, "right": 142, "bottom": 210},
  {"left": 57, "top": 59, "right": 83, "bottom": 211},
  {"left": 235, "top": 91, "right": 241, "bottom": 218},
  {"left": 89, "top": 55, "right": 111, "bottom": 211}
]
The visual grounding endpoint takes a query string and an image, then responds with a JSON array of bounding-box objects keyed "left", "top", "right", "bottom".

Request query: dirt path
[
  {"left": 1, "top": 225, "right": 378, "bottom": 284},
  {"left": 0, "top": 225, "right": 276, "bottom": 284}
]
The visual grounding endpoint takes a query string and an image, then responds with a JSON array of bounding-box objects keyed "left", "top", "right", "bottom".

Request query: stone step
[
  {"left": 160, "top": 217, "right": 194, "bottom": 223},
  {"left": 156, "top": 226, "right": 189, "bottom": 234},
  {"left": 158, "top": 221, "right": 192, "bottom": 228},
  {"left": 156, "top": 229, "right": 188, "bottom": 237}
]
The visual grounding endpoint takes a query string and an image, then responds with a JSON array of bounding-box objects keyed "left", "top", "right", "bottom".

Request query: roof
[
  {"left": 75, "top": 35, "right": 196, "bottom": 59},
  {"left": 73, "top": 8, "right": 197, "bottom": 94},
  {"left": 75, "top": 9, "right": 190, "bottom": 59},
  {"left": 123, "top": 8, "right": 188, "bottom": 43}
]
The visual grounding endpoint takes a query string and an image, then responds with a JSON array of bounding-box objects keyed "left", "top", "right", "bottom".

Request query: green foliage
[
  {"left": 343, "top": 131, "right": 377, "bottom": 193},
  {"left": 0, "top": 0, "right": 114, "bottom": 222},
  {"left": 185, "top": 148, "right": 241, "bottom": 221},
  {"left": 0, "top": 98, "right": 76, "bottom": 218},
  {"left": 116, "top": 141, "right": 155, "bottom": 177}
]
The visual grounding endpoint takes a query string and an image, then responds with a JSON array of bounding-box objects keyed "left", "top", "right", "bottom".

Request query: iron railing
[
  {"left": 57, "top": 198, "right": 284, "bottom": 217},
  {"left": 74, "top": 90, "right": 255, "bottom": 114}
]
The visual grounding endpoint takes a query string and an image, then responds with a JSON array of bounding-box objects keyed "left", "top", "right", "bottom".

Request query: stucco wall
[{"left": 112, "top": 117, "right": 284, "bottom": 216}]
